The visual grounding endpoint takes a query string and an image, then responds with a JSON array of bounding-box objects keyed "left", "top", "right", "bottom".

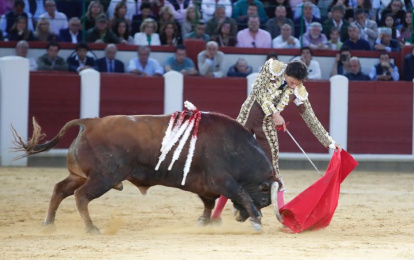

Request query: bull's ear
[{"left": 259, "top": 183, "right": 270, "bottom": 192}]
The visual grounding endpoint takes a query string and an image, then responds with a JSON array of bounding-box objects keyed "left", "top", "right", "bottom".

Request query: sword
[{"left": 285, "top": 129, "right": 322, "bottom": 176}]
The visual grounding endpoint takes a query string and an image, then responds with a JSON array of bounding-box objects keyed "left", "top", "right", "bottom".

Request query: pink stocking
[{"left": 211, "top": 195, "right": 228, "bottom": 220}]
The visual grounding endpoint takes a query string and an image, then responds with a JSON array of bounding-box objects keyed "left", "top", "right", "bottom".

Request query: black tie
[{"left": 109, "top": 61, "right": 113, "bottom": 72}]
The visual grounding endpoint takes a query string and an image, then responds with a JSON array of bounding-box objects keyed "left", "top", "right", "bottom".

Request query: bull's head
[{"left": 231, "top": 181, "right": 282, "bottom": 223}]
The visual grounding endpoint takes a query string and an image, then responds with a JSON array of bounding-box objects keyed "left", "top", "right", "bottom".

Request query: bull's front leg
[{"left": 197, "top": 195, "right": 217, "bottom": 226}]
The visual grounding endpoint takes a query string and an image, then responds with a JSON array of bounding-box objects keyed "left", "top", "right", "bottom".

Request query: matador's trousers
[{"left": 237, "top": 98, "right": 284, "bottom": 189}]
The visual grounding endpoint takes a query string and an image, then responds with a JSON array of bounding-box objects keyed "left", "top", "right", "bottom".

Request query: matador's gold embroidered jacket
[{"left": 248, "top": 59, "right": 334, "bottom": 148}]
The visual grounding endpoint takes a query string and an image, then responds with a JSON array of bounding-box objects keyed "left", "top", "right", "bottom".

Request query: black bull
[{"left": 12, "top": 112, "right": 282, "bottom": 233}]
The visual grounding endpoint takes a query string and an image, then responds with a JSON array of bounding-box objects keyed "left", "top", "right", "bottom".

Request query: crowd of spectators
[{"left": 1, "top": 0, "right": 414, "bottom": 80}]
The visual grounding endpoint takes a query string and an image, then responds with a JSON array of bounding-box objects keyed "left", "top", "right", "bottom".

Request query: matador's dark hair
[{"left": 285, "top": 60, "right": 308, "bottom": 81}]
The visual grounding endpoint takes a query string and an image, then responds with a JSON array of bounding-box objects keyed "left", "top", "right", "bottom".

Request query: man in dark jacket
[
  {"left": 344, "top": 57, "right": 371, "bottom": 81},
  {"left": 66, "top": 42, "right": 95, "bottom": 72},
  {"left": 293, "top": 2, "right": 321, "bottom": 38},
  {"left": 85, "top": 13, "right": 120, "bottom": 44},
  {"left": 37, "top": 42, "right": 68, "bottom": 71},
  {"left": 95, "top": 44, "right": 124, "bottom": 73},
  {"left": 402, "top": 45, "right": 414, "bottom": 81},
  {"left": 322, "top": 5, "right": 349, "bottom": 42},
  {"left": 59, "top": 17, "right": 83, "bottom": 43},
  {"left": 1, "top": 0, "right": 33, "bottom": 36}
]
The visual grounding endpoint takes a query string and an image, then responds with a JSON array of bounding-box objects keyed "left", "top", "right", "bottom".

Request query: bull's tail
[{"left": 11, "top": 117, "right": 83, "bottom": 160}]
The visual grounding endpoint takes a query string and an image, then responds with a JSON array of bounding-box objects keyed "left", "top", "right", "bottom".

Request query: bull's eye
[{"left": 261, "top": 197, "right": 269, "bottom": 206}]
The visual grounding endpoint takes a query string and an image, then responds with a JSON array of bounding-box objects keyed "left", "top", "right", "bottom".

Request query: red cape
[{"left": 279, "top": 150, "right": 358, "bottom": 233}]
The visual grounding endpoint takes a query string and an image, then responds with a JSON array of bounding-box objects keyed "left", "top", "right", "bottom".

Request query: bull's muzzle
[{"left": 271, "top": 182, "right": 283, "bottom": 223}]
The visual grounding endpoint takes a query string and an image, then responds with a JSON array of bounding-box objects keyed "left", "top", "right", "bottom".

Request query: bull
[{"left": 12, "top": 108, "right": 282, "bottom": 234}]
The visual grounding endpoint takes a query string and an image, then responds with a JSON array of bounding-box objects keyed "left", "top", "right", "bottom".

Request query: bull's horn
[{"left": 270, "top": 182, "right": 283, "bottom": 223}]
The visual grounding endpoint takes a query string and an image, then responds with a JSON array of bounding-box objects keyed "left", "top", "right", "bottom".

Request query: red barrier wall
[
  {"left": 279, "top": 81, "right": 331, "bottom": 154},
  {"left": 348, "top": 81, "right": 413, "bottom": 154},
  {"left": 28, "top": 72, "right": 81, "bottom": 148},
  {"left": 100, "top": 73, "right": 164, "bottom": 116},
  {"left": 184, "top": 76, "right": 247, "bottom": 119}
]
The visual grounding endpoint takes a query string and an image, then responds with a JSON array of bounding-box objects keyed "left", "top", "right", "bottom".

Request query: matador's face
[{"left": 284, "top": 75, "right": 302, "bottom": 89}]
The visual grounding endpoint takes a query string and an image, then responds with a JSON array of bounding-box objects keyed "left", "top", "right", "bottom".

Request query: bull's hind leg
[
  {"left": 197, "top": 195, "right": 217, "bottom": 226},
  {"left": 73, "top": 176, "right": 114, "bottom": 234},
  {"left": 43, "top": 173, "right": 86, "bottom": 230}
]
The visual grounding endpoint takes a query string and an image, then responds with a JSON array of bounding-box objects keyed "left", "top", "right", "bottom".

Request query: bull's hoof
[
  {"left": 113, "top": 183, "right": 123, "bottom": 191},
  {"left": 249, "top": 219, "right": 262, "bottom": 232},
  {"left": 232, "top": 208, "right": 244, "bottom": 222},
  {"left": 85, "top": 225, "right": 101, "bottom": 235},
  {"left": 197, "top": 216, "right": 211, "bottom": 226},
  {"left": 209, "top": 217, "right": 222, "bottom": 226},
  {"left": 42, "top": 222, "right": 56, "bottom": 233}
]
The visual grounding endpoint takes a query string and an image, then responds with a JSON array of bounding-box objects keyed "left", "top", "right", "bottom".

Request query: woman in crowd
[
  {"left": 133, "top": 17, "right": 161, "bottom": 45},
  {"left": 81, "top": 1, "right": 104, "bottom": 31},
  {"left": 115, "top": 20, "right": 134, "bottom": 44},
  {"left": 210, "top": 21, "right": 236, "bottom": 47},
  {"left": 379, "top": 0, "right": 406, "bottom": 28},
  {"left": 383, "top": 13, "right": 401, "bottom": 40},
  {"left": 34, "top": 17, "right": 58, "bottom": 42},
  {"left": 181, "top": 6, "right": 199, "bottom": 38},
  {"left": 159, "top": 21, "right": 182, "bottom": 46},
  {"left": 7, "top": 15, "right": 35, "bottom": 41},
  {"left": 158, "top": 5, "right": 181, "bottom": 36},
  {"left": 398, "top": 11, "right": 413, "bottom": 45},
  {"left": 109, "top": 2, "right": 131, "bottom": 31}
]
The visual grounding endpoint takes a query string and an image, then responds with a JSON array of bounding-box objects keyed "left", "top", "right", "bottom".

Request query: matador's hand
[{"left": 272, "top": 112, "right": 286, "bottom": 132}]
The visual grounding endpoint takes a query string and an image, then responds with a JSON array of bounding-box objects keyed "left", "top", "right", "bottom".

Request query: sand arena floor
[{"left": 0, "top": 167, "right": 413, "bottom": 260}]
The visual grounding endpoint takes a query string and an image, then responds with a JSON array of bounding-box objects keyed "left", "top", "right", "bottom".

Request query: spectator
[
  {"left": 109, "top": 2, "right": 131, "bottom": 32},
  {"left": 160, "top": 21, "right": 182, "bottom": 46},
  {"left": 379, "top": 0, "right": 405, "bottom": 28},
  {"left": 201, "top": 0, "right": 232, "bottom": 22},
  {"left": 210, "top": 21, "right": 237, "bottom": 47},
  {"left": 181, "top": 6, "right": 199, "bottom": 38},
  {"left": 107, "top": 0, "right": 136, "bottom": 21},
  {"left": 0, "top": 0, "right": 34, "bottom": 37},
  {"left": 293, "top": 47, "right": 322, "bottom": 79},
  {"left": 293, "top": 2, "right": 322, "bottom": 38},
  {"left": 369, "top": 52, "right": 399, "bottom": 81},
  {"left": 95, "top": 44, "right": 125, "bottom": 73},
  {"left": 373, "top": 27, "right": 400, "bottom": 52},
  {"left": 232, "top": 0, "right": 267, "bottom": 29},
  {"left": 164, "top": 0, "right": 193, "bottom": 25},
  {"left": 265, "top": 5, "right": 295, "bottom": 39},
  {"left": 7, "top": 15, "right": 35, "bottom": 41},
  {"left": 236, "top": 16, "right": 272, "bottom": 48},
  {"left": 131, "top": 3, "right": 156, "bottom": 36},
  {"left": 272, "top": 23, "right": 300, "bottom": 49},
  {"left": 263, "top": 0, "right": 293, "bottom": 20},
  {"left": 183, "top": 21, "right": 210, "bottom": 42},
  {"left": 133, "top": 18, "right": 160, "bottom": 45},
  {"left": 344, "top": 56, "right": 371, "bottom": 80},
  {"left": 402, "top": 45, "right": 414, "bottom": 81},
  {"left": 205, "top": 5, "right": 238, "bottom": 37},
  {"left": 81, "top": 1, "right": 104, "bottom": 32},
  {"left": 158, "top": 5, "right": 181, "bottom": 37},
  {"left": 197, "top": 41, "right": 224, "bottom": 78},
  {"left": 331, "top": 45, "right": 352, "bottom": 76},
  {"left": 294, "top": 0, "right": 321, "bottom": 20},
  {"left": 382, "top": 14, "right": 400, "bottom": 40},
  {"left": 399, "top": 12, "right": 413, "bottom": 45},
  {"left": 234, "top": 2, "right": 260, "bottom": 31},
  {"left": 351, "top": 9, "right": 378, "bottom": 47},
  {"left": 85, "top": 13, "right": 120, "bottom": 44},
  {"left": 164, "top": 45, "right": 198, "bottom": 75},
  {"left": 15, "top": 40, "right": 37, "bottom": 71},
  {"left": 342, "top": 24, "right": 371, "bottom": 50},
  {"left": 355, "top": 0, "right": 374, "bottom": 20},
  {"left": 326, "top": 27, "right": 343, "bottom": 50},
  {"left": 66, "top": 42, "right": 95, "bottom": 73},
  {"left": 34, "top": 17, "right": 58, "bottom": 42},
  {"left": 300, "top": 22, "right": 329, "bottom": 50},
  {"left": 36, "top": 42, "right": 68, "bottom": 71},
  {"left": 227, "top": 58, "right": 253, "bottom": 77},
  {"left": 323, "top": 5, "right": 349, "bottom": 42},
  {"left": 58, "top": 17, "right": 82, "bottom": 43},
  {"left": 38, "top": 0, "right": 68, "bottom": 35},
  {"left": 127, "top": 45, "right": 163, "bottom": 76},
  {"left": 115, "top": 20, "right": 134, "bottom": 44},
  {"left": 326, "top": 0, "right": 354, "bottom": 22}
]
